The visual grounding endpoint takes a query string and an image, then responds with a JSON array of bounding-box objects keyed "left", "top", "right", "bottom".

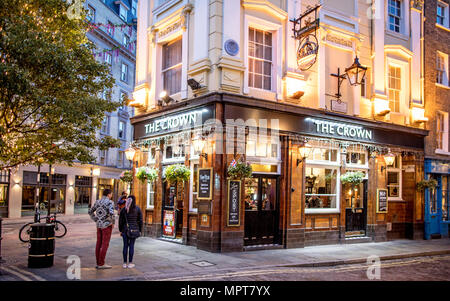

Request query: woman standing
[{"left": 119, "top": 195, "right": 143, "bottom": 268}]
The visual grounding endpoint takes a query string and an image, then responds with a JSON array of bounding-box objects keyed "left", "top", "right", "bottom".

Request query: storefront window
[
  {"left": 189, "top": 163, "right": 199, "bottom": 211},
  {"left": 306, "top": 141, "right": 339, "bottom": 163},
  {"left": 164, "top": 141, "right": 185, "bottom": 162},
  {"left": 346, "top": 151, "right": 367, "bottom": 166},
  {"left": 147, "top": 182, "right": 155, "bottom": 209},
  {"left": 0, "top": 170, "right": 9, "bottom": 217},
  {"left": 74, "top": 176, "right": 92, "bottom": 214},
  {"left": 387, "top": 155, "right": 402, "bottom": 199},
  {"left": 245, "top": 179, "right": 259, "bottom": 211},
  {"left": 305, "top": 167, "right": 338, "bottom": 209},
  {"left": 246, "top": 138, "right": 279, "bottom": 158}
]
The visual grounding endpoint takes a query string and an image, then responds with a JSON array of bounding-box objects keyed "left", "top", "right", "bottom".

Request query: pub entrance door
[
  {"left": 244, "top": 175, "right": 280, "bottom": 246},
  {"left": 345, "top": 179, "right": 368, "bottom": 234}
]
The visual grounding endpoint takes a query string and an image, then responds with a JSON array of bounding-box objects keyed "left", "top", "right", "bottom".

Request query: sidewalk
[{"left": 58, "top": 236, "right": 450, "bottom": 280}]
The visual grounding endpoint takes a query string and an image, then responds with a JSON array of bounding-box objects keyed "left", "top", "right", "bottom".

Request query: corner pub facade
[{"left": 128, "top": 0, "right": 430, "bottom": 252}]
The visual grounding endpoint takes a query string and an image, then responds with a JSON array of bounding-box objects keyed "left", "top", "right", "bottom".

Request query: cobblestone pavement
[{"left": 0, "top": 216, "right": 449, "bottom": 281}]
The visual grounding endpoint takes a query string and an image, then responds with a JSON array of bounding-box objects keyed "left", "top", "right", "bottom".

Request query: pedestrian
[
  {"left": 117, "top": 196, "right": 126, "bottom": 213},
  {"left": 88, "top": 188, "right": 115, "bottom": 269},
  {"left": 119, "top": 195, "right": 142, "bottom": 269}
]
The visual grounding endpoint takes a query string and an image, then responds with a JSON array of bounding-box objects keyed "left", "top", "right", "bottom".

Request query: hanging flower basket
[
  {"left": 136, "top": 166, "right": 159, "bottom": 183},
  {"left": 227, "top": 160, "right": 253, "bottom": 180},
  {"left": 164, "top": 164, "right": 191, "bottom": 184},
  {"left": 417, "top": 179, "right": 438, "bottom": 191},
  {"left": 340, "top": 171, "right": 365, "bottom": 186},
  {"left": 119, "top": 171, "right": 133, "bottom": 183}
]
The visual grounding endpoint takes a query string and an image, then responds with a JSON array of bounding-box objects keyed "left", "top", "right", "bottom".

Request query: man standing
[{"left": 89, "top": 189, "right": 115, "bottom": 269}]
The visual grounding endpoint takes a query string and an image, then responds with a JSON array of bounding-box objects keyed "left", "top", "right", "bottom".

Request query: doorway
[
  {"left": 244, "top": 175, "right": 280, "bottom": 246},
  {"left": 345, "top": 179, "right": 368, "bottom": 234},
  {"left": 426, "top": 175, "right": 450, "bottom": 239},
  {"left": 161, "top": 180, "right": 183, "bottom": 240}
]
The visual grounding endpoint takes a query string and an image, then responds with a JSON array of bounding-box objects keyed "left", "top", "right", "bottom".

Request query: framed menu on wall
[
  {"left": 198, "top": 168, "right": 213, "bottom": 200},
  {"left": 227, "top": 180, "right": 241, "bottom": 227},
  {"left": 376, "top": 189, "right": 388, "bottom": 213}
]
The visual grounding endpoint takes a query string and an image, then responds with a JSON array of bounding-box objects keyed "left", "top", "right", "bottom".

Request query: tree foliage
[{"left": 0, "top": 0, "right": 120, "bottom": 170}]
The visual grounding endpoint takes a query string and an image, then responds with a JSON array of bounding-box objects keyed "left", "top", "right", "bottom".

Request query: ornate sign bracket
[{"left": 290, "top": 4, "right": 322, "bottom": 71}]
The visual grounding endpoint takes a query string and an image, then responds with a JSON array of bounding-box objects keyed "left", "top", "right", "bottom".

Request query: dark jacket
[{"left": 119, "top": 206, "right": 143, "bottom": 234}]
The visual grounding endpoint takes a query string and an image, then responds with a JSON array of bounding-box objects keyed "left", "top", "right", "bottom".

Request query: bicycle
[{"left": 19, "top": 213, "right": 67, "bottom": 243}]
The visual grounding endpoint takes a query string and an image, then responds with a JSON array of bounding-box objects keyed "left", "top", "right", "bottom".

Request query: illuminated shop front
[{"left": 130, "top": 93, "right": 428, "bottom": 252}]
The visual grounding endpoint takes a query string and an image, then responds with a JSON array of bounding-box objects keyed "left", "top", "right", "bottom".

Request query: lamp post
[
  {"left": 125, "top": 147, "right": 136, "bottom": 194},
  {"left": 330, "top": 56, "right": 367, "bottom": 101}
]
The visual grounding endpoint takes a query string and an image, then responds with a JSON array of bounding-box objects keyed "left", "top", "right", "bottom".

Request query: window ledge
[
  {"left": 436, "top": 23, "right": 450, "bottom": 32},
  {"left": 385, "top": 30, "right": 409, "bottom": 41},
  {"left": 435, "top": 149, "right": 450, "bottom": 155},
  {"left": 388, "top": 198, "right": 405, "bottom": 202},
  {"left": 305, "top": 209, "right": 340, "bottom": 214},
  {"left": 436, "top": 83, "right": 450, "bottom": 90}
]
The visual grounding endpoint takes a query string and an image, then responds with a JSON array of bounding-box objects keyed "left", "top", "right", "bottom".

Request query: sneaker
[
  {"left": 127, "top": 263, "right": 135, "bottom": 269},
  {"left": 97, "top": 264, "right": 112, "bottom": 269},
  {"left": 122, "top": 263, "right": 128, "bottom": 269}
]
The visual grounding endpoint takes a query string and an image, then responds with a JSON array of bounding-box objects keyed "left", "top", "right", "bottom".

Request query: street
[{"left": 0, "top": 216, "right": 449, "bottom": 281}]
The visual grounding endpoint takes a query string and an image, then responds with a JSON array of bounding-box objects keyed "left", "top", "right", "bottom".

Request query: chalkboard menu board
[
  {"left": 198, "top": 168, "right": 213, "bottom": 200},
  {"left": 377, "top": 189, "right": 388, "bottom": 213},
  {"left": 227, "top": 180, "right": 241, "bottom": 226}
]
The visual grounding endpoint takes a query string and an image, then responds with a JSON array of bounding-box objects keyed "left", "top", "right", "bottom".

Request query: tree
[{"left": 0, "top": 0, "right": 121, "bottom": 170}]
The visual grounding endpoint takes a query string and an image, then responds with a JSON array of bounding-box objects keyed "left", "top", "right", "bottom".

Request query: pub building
[
  {"left": 129, "top": 93, "right": 427, "bottom": 251},
  {"left": 128, "top": 0, "right": 430, "bottom": 251}
]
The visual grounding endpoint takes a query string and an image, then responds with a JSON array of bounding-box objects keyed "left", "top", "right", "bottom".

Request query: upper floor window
[
  {"left": 119, "top": 5, "right": 128, "bottom": 21},
  {"left": 248, "top": 28, "right": 272, "bottom": 91},
  {"left": 437, "top": 52, "right": 449, "bottom": 86},
  {"left": 437, "top": 1, "right": 448, "bottom": 27},
  {"left": 104, "top": 52, "right": 112, "bottom": 65},
  {"left": 101, "top": 116, "right": 109, "bottom": 134},
  {"left": 119, "top": 91, "right": 127, "bottom": 109},
  {"left": 107, "top": 21, "right": 114, "bottom": 36},
  {"left": 388, "top": 0, "right": 401, "bottom": 33},
  {"left": 99, "top": 149, "right": 107, "bottom": 165},
  {"left": 131, "top": 0, "right": 137, "bottom": 16},
  {"left": 162, "top": 39, "right": 182, "bottom": 95},
  {"left": 121, "top": 63, "right": 128, "bottom": 82},
  {"left": 388, "top": 65, "right": 401, "bottom": 113},
  {"left": 123, "top": 34, "right": 130, "bottom": 48},
  {"left": 437, "top": 111, "right": 449, "bottom": 152},
  {"left": 87, "top": 5, "right": 95, "bottom": 22}
]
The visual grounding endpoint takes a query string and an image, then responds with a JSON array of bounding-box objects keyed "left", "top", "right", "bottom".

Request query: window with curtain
[
  {"left": 248, "top": 28, "right": 272, "bottom": 91},
  {"left": 162, "top": 39, "right": 182, "bottom": 95},
  {"left": 388, "top": 65, "right": 401, "bottom": 113}
]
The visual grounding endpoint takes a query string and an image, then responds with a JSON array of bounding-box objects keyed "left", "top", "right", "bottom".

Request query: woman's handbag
[{"left": 124, "top": 211, "right": 140, "bottom": 239}]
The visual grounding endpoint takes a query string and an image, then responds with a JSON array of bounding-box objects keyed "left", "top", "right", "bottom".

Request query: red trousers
[{"left": 95, "top": 225, "right": 112, "bottom": 266}]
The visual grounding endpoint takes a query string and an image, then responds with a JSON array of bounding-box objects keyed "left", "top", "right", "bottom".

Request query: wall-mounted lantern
[{"left": 330, "top": 56, "right": 367, "bottom": 101}]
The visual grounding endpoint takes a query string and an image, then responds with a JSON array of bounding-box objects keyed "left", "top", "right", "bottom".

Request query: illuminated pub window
[
  {"left": 305, "top": 140, "right": 340, "bottom": 212},
  {"left": 387, "top": 155, "right": 402, "bottom": 199}
]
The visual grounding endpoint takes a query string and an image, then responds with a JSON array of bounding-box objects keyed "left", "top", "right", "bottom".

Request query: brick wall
[{"left": 424, "top": 0, "right": 450, "bottom": 159}]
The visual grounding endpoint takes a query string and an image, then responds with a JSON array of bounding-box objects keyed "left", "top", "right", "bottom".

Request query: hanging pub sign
[
  {"left": 198, "top": 168, "right": 213, "bottom": 200},
  {"left": 376, "top": 189, "right": 388, "bottom": 213},
  {"left": 291, "top": 4, "right": 321, "bottom": 71},
  {"left": 227, "top": 180, "right": 241, "bottom": 226}
]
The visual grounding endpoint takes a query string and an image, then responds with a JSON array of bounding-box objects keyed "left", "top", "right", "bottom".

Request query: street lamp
[
  {"left": 192, "top": 135, "right": 207, "bottom": 160},
  {"left": 345, "top": 56, "right": 367, "bottom": 86},
  {"left": 297, "top": 140, "right": 313, "bottom": 166},
  {"left": 330, "top": 56, "right": 367, "bottom": 101},
  {"left": 381, "top": 149, "right": 396, "bottom": 172}
]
